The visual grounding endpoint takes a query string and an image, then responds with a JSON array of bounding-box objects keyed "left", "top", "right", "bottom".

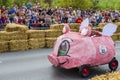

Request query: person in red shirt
[
  {"left": 1, "top": 6, "right": 5, "bottom": 14},
  {"left": 33, "top": 17, "right": 39, "bottom": 28},
  {"left": 18, "top": 16, "right": 23, "bottom": 24},
  {"left": 75, "top": 15, "right": 83, "bottom": 23},
  {"left": 1, "top": 13, "right": 7, "bottom": 25}
]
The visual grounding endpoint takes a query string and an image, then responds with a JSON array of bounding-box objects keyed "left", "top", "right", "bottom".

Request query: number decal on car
[{"left": 99, "top": 45, "right": 107, "bottom": 54}]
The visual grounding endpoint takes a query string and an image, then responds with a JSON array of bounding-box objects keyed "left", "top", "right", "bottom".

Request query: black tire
[
  {"left": 109, "top": 58, "right": 118, "bottom": 71},
  {"left": 79, "top": 65, "right": 90, "bottom": 78}
]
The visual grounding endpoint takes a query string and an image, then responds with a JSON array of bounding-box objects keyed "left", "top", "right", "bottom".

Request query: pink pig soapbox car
[{"left": 48, "top": 19, "right": 119, "bottom": 77}]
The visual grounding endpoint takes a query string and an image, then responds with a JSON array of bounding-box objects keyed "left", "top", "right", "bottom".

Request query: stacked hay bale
[
  {"left": 47, "top": 24, "right": 63, "bottom": 48},
  {"left": 47, "top": 23, "right": 80, "bottom": 48},
  {"left": 0, "top": 40, "right": 9, "bottom": 52},
  {"left": 111, "top": 33, "right": 119, "bottom": 41},
  {"left": 90, "top": 71, "right": 120, "bottom": 80},
  {"left": 92, "top": 27, "right": 102, "bottom": 32},
  {"left": 50, "top": 23, "right": 79, "bottom": 31},
  {"left": 0, "top": 31, "right": 8, "bottom": 52},
  {"left": 5, "top": 23, "right": 28, "bottom": 32},
  {"left": 98, "top": 23, "right": 106, "bottom": 29},
  {"left": 69, "top": 23, "right": 80, "bottom": 31},
  {"left": 115, "top": 22, "right": 120, "bottom": 41},
  {"left": 9, "top": 40, "right": 28, "bottom": 51},
  {"left": 115, "top": 22, "right": 120, "bottom": 33},
  {"left": 4, "top": 23, "right": 29, "bottom": 52},
  {"left": 45, "top": 30, "right": 61, "bottom": 48},
  {"left": 98, "top": 22, "right": 120, "bottom": 41},
  {"left": 117, "top": 33, "right": 120, "bottom": 41},
  {"left": 50, "top": 24, "right": 65, "bottom": 30},
  {"left": 45, "top": 30, "right": 62, "bottom": 38},
  {"left": 98, "top": 23, "right": 107, "bottom": 32},
  {"left": 45, "top": 38, "right": 57, "bottom": 48},
  {"left": 27, "top": 30, "right": 45, "bottom": 49},
  {"left": 0, "top": 31, "right": 27, "bottom": 41}
]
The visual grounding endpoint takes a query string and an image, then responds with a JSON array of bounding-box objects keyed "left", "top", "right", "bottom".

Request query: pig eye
[{"left": 58, "top": 40, "right": 70, "bottom": 56}]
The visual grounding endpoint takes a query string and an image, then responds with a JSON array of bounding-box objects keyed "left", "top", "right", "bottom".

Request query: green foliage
[
  {"left": 52, "top": 0, "right": 92, "bottom": 9},
  {"left": 40, "top": 0, "right": 49, "bottom": 7},
  {"left": 0, "top": 0, "right": 14, "bottom": 7},
  {"left": 90, "top": 0, "right": 100, "bottom": 9},
  {"left": 72, "top": 0, "right": 92, "bottom": 9},
  {"left": 97, "top": 0, "right": 120, "bottom": 10},
  {"left": 0, "top": 0, "right": 49, "bottom": 8}
]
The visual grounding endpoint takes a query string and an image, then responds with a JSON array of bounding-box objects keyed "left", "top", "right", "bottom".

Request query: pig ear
[
  {"left": 63, "top": 24, "right": 70, "bottom": 34},
  {"left": 80, "top": 18, "right": 89, "bottom": 29},
  {"left": 102, "top": 23, "right": 117, "bottom": 36}
]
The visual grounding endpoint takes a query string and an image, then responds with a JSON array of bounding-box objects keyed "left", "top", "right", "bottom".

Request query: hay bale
[
  {"left": 50, "top": 23, "right": 79, "bottom": 30},
  {"left": 71, "top": 29, "right": 77, "bottom": 32},
  {"left": 8, "top": 31, "right": 28, "bottom": 40},
  {"left": 0, "top": 41, "right": 8, "bottom": 52},
  {"left": 5, "top": 23, "right": 28, "bottom": 32},
  {"left": 50, "top": 23, "right": 80, "bottom": 31},
  {"left": 115, "top": 22, "right": 120, "bottom": 33},
  {"left": 117, "top": 33, "right": 120, "bottom": 41},
  {"left": 69, "top": 23, "right": 80, "bottom": 31},
  {"left": 90, "top": 71, "right": 120, "bottom": 80},
  {"left": 46, "top": 37, "right": 57, "bottom": 48},
  {"left": 89, "top": 23, "right": 93, "bottom": 27},
  {"left": 0, "top": 31, "right": 28, "bottom": 41},
  {"left": 45, "top": 30, "right": 62, "bottom": 37},
  {"left": 38, "top": 38, "right": 45, "bottom": 48},
  {"left": 111, "top": 33, "right": 119, "bottom": 41},
  {"left": 50, "top": 24, "right": 64, "bottom": 30},
  {"left": 28, "top": 38, "right": 45, "bottom": 49},
  {"left": 9, "top": 40, "right": 28, "bottom": 51},
  {"left": 98, "top": 23, "right": 106, "bottom": 28},
  {"left": 0, "top": 31, "right": 8, "bottom": 41},
  {"left": 92, "top": 27, "right": 102, "bottom": 32},
  {"left": 27, "top": 30, "right": 45, "bottom": 39}
]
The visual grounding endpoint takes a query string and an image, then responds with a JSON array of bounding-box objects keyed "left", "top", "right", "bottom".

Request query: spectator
[
  {"left": 1, "top": 6, "right": 6, "bottom": 14},
  {"left": 51, "top": 16, "right": 58, "bottom": 24},
  {"left": 1, "top": 13, "right": 7, "bottom": 25},
  {"left": 45, "top": 15, "right": 52, "bottom": 27},
  {"left": 1, "top": 4, "right": 120, "bottom": 30},
  {"left": 9, "top": 14, "right": 14, "bottom": 23},
  {"left": 27, "top": 3, "right": 32, "bottom": 9},
  {"left": 33, "top": 17, "right": 39, "bottom": 28},
  {"left": 17, "top": 16, "right": 23, "bottom": 24},
  {"left": 75, "top": 15, "right": 83, "bottom": 23},
  {"left": 39, "top": 15, "right": 45, "bottom": 27},
  {"left": 0, "top": 15, "right": 2, "bottom": 28},
  {"left": 61, "top": 13, "right": 68, "bottom": 23},
  {"left": 9, "top": 7, "right": 16, "bottom": 14}
]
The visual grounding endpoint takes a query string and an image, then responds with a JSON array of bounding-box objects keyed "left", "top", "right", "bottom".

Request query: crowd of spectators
[{"left": 0, "top": 3, "right": 120, "bottom": 30}]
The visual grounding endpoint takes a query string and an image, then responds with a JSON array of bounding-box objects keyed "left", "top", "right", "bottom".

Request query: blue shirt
[
  {"left": 0, "top": 18, "right": 2, "bottom": 24},
  {"left": 9, "top": 9, "right": 16, "bottom": 14}
]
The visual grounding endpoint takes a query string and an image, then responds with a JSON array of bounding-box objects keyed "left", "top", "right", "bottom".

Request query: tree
[
  {"left": 72, "top": 0, "right": 92, "bottom": 9},
  {"left": 90, "top": 0, "right": 101, "bottom": 9},
  {"left": 44, "top": 0, "right": 52, "bottom": 7},
  {"left": 52, "top": 0, "right": 92, "bottom": 9},
  {"left": 0, "top": 0, "right": 14, "bottom": 7}
]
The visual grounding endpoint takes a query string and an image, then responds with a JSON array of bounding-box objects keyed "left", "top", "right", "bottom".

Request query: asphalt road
[{"left": 0, "top": 42, "right": 120, "bottom": 80}]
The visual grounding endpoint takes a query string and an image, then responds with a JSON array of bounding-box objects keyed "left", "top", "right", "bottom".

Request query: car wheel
[
  {"left": 79, "top": 65, "right": 90, "bottom": 77},
  {"left": 109, "top": 58, "right": 118, "bottom": 71}
]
